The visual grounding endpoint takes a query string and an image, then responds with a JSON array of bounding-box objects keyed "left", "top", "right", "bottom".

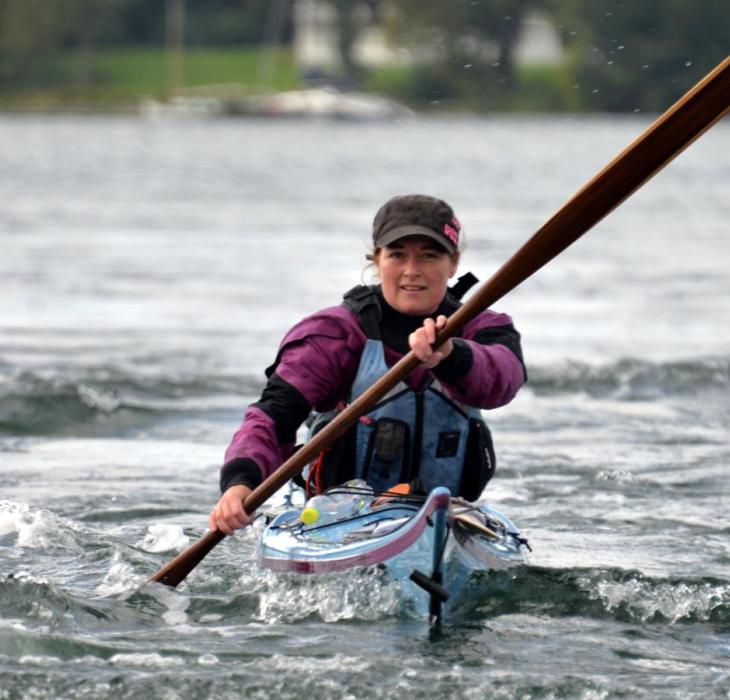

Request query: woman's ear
[{"left": 449, "top": 252, "right": 460, "bottom": 277}]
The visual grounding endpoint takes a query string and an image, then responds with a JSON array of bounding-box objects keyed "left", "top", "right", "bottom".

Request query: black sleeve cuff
[
  {"left": 432, "top": 338, "right": 473, "bottom": 383},
  {"left": 220, "top": 457, "right": 263, "bottom": 493}
]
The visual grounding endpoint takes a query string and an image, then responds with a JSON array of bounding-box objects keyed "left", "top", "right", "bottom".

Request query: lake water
[{"left": 0, "top": 112, "right": 729, "bottom": 699}]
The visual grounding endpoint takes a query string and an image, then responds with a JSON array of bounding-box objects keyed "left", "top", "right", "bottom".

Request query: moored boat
[{"left": 258, "top": 483, "right": 528, "bottom": 621}]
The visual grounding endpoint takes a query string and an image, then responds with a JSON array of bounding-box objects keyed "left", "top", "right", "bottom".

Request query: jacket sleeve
[
  {"left": 220, "top": 309, "right": 364, "bottom": 492},
  {"left": 432, "top": 310, "right": 526, "bottom": 409}
]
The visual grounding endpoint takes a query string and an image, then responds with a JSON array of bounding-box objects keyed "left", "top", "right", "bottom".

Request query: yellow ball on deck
[{"left": 300, "top": 507, "right": 321, "bottom": 525}]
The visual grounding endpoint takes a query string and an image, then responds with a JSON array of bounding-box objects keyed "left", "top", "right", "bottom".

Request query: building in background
[
  {"left": 292, "top": 0, "right": 565, "bottom": 82},
  {"left": 513, "top": 9, "right": 564, "bottom": 67}
]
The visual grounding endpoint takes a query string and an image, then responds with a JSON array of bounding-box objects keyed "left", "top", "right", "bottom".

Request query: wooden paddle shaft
[
  {"left": 149, "top": 55, "right": 729, "bottom": 587},
  {"left": 246, "top": 54, "right": 730, "bottom": 516},
  {"left": 440, "top": 55, "right": 730, "bottom": 348}
]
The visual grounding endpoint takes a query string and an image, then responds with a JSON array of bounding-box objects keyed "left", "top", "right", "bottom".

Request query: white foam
[
  {"left": 255, "top": 567, "right": 404, "bottom": 624},
  {"left": 0, "top": 500, "right": 28, "bottom": 537},
  {"left": 146, "top": 582, "right": 190, "bottom": 626},
  {"left": 19, "top": 655, "right": 63, "bottom": 666},
  {"left": 0, "top": 618, "right": 29, "bottom": 632},
  {"left": 263, "top": 652, "right": 370, "bottom": 674},
  {"left": 0, "top": 499, "right": 82, "bottom": 551},
  {"left": 94, "top": 549, "right": 143, "bottom": 598},
  {"left": 199, "top": 613, "right": 223, "bottom": 623},
  {"left": 585, "top": 575, "right": 730, "bottom": 624},
  {"left": 109, "top": 652, "right": 184, "bottom": 668},
  {"left": 137, "top": 523, "right": 190, "bottom": 553},
  {"left": 77, "top": 384, "right": 121, "bottom": 412},
  {"left": 197, "top": 653, "right": 219, "bottom": 666}
]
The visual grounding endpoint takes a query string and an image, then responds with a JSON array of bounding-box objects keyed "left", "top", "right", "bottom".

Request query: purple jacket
[{"left": 221, "top": 303, "right": 525, "bottom": 492}]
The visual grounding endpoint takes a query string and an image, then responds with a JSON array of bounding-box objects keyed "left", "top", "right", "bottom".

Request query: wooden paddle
[{"left": 149, "top": 55, "right": 730, "bottom": 588}]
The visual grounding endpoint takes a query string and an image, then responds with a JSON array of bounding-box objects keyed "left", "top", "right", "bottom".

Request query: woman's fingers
[
  {"left": 419, "top": 317, "right": 435, "bottom": 344},
  {"left": 408, "top": 328, "right": 431, "bottom": 361},
  {"left": 212, "top": 508, "right": 249, "bottom": 536},
  {"left": 209, "top": 485, "right": 254, "bottom": 535},
  {"left": 409, "top": 316, "right": 453, "bottom": 366}
]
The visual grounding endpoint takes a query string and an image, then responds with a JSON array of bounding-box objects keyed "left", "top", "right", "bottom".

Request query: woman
[{"left": 209, "top": 194, "right": 526, "bottom": 535}]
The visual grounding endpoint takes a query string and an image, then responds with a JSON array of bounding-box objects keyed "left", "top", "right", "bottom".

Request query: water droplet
[
  {"left": 607, "top": 61, "right": 614, "bottom": 65},
  {"left": 492, "top": 61, "right": 501, "bottom": 67},
  {"left": 592, "top": 89, "right": 600, "bottom": 94},
  {"left": 633, "top": 108, "right": 640, "bottom": 113},
  {"left": 642, "top": 64, "right": 650, "bottom": 69},
  {"left": 464, "top": 64, "right": 472, "bottom": 69},
  {"left": 685, "top": 60, "right": 693, "bottom": 67},
  {"left": 618, "top": 45, "right": 625, "bottom": 50}
]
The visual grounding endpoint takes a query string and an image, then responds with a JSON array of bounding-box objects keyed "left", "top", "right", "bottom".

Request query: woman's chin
[{"left": 393, "top": 299, "right": 439, "bottom": 316}]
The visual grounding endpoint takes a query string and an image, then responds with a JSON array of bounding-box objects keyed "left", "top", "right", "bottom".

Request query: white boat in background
[
  {"left": 229, "top": 86, "right": 414, "bottom": 120},
  {"left": 139, "top": 86, "right": 414, "bottom": 122}
]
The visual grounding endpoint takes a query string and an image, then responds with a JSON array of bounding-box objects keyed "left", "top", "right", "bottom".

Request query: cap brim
[{"left": 375, "top": 225, "right": 457, "bottom": 254}]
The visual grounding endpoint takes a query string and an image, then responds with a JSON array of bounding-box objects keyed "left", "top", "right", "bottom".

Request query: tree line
[{"left": 0, "top": 0, "right": 727, "bottom": 111}]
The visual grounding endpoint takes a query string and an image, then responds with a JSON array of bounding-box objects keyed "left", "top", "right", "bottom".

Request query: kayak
[{"left": 257, "top": 484, "right": 528, "bottom": 622}]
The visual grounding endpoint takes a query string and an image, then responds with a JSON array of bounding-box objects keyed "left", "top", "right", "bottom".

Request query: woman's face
[{"left": 375, "top": 236, "right": 458, "bottom": 316}]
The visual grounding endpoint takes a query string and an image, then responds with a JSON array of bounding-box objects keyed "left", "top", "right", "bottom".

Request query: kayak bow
[{"left": 257, "top": 485, "right": 528, "bottom": 619}]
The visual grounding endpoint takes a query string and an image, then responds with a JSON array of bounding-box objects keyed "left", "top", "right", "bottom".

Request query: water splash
[
  {"left": 455, "top": 567, "right": 730, "bottom": 626},
  {"left": 136, "top": 524, "right": 190, "bottom": 553},
  {"left": 253, "top": 566, "right": 406, "bottom": 623},
  {"left": 580, "top": 570, "right": 730, "bottom": 624},
  {"left": 0, "top": 500, "right": 83, "bottom": 551},
  {"left": 109, "top": 652, "right": 185, "bottom": 668},
  {"left": 94, "top": 549, "right": 143, "bottom": 599},
  {"left": 144, "top": 583, "right": 191, "bottom": 626}
]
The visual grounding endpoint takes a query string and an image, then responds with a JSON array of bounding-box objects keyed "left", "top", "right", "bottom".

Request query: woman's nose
[{"left": 403, "top": 256, "right": 421, "bottom": 275}]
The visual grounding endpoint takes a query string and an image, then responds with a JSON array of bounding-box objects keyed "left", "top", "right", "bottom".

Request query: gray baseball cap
[{"left": 372, "top": 194, "right": 461, "bottom": 254}]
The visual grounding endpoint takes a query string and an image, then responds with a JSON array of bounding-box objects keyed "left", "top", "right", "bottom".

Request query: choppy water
[{"left": 1, "top": 113, "right": 729, "bottom": 699}]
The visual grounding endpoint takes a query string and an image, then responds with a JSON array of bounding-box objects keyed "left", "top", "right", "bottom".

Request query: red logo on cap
[{"left": 443, "top": 223, "right": 458, "bottom": 245}]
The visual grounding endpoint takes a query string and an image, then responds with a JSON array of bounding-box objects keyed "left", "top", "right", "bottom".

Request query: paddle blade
[{"left": 147, "top": 529, "right": 226, "bottom": 588}]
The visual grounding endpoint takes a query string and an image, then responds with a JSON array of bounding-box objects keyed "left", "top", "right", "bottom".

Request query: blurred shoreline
[{"left": 1, "top": 45, "right": 717, "bottom": 117}]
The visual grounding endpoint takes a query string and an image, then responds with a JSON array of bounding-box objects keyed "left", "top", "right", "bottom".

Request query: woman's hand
[
  {"left": 208, "top": 484, "right": 255, "bottom": 535},
  {"left": 409, "top": 315, "right": 453, "bottom": 369}
]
